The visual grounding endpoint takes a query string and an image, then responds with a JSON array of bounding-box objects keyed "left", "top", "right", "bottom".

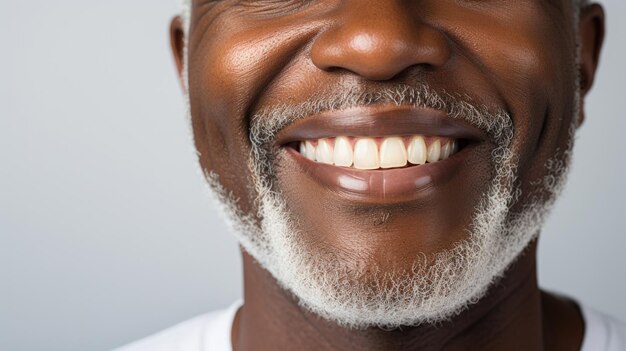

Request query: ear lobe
[
  {"left": 578, "top": 4, "right": 605, "bottom": 97},
  {"left": 169, "top": 16, "right": 187, "bottom": 92}
]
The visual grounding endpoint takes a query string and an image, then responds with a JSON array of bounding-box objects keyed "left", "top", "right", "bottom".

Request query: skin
[{"left": 169, "top": 0, "right": 605, "bottom": 350}]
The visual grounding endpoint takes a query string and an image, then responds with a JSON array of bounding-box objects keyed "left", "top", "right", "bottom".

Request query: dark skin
[{"left": 169, "top": 0, "right": 605, "bottom": 350}]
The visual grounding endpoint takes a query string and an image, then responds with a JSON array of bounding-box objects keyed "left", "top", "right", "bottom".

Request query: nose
[{"left": 310, "top": 1, "right": 451, "bottom": 81}]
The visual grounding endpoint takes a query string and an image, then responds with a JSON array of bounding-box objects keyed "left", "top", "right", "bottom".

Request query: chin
[{"left": 203, "top": 87, "right": 575, "bottom": 329}]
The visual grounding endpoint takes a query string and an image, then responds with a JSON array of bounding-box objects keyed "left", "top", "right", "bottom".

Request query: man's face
[{"left": 179, "top": 0, "right": 587, "bottom": 327}]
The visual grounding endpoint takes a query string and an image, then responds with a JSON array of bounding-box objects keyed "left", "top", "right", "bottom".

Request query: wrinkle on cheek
[
  {"left": 439, "top": 1, "right": 563, "bottom": 88},
  {"left": 190, "top": 14, "right": 324, "bottom": 213},
  {"left": 202, "top": 20, "right": 320, "bottom": 108},
  {"left": 223, "top": 38, "right": 285, "bottom": 84},
  {"left": 476, "top": 26, "right": 574, "bottom": 195},
  {"left": 432, "top": 2, "right": 574, "bottom": 193}
]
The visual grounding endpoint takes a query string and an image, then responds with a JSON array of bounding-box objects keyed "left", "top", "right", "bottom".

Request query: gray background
[{"left": 1, "top": 1, "right": 624, "bottom": 350}]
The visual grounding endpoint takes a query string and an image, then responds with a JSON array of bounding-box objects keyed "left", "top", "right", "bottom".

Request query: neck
[{"left": 234, "top": 241, "right": 546, "bottom": 351}]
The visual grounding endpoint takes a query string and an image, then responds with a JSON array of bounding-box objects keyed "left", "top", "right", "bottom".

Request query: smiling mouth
[
  {"left": 293, "top": 135, "right": 459, "bottom": 170},
  {"left": 274, "top": 105, "right": 486, "bottom": 202}
]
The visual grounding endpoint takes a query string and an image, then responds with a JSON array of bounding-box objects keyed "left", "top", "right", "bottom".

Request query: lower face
[{"left": 186, "top": 0, "right": 579, "bottom": 327}]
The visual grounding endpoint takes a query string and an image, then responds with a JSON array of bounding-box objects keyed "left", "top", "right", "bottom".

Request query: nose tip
[{"left": 310, "top": 8, "right": 451, "bottom": 81}]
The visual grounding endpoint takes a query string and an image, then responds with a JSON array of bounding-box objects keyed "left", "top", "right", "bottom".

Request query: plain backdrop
[{"left": 1, "top": 1, "right": 625, "bottom": 350}]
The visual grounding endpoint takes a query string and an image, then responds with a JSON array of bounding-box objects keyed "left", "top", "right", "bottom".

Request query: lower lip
[{"left": 283, "top": 144, "right": 474, "bottom": 204}]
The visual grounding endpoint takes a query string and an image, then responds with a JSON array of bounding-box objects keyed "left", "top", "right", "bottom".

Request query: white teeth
[
  {"left": 298, "top": 136, "right": 460, "bottom": 169},
  {"left": 353, "top": 138, "right": 379, "bottom": 170},
  {"left": 427, "top": 139, "right": 441, "bottom": 163},
  {"left": 333, "top": 136, "right": 353, "bottom": 167},
  {"left": 440, "top": 142, "right": 451, "bottom": 160},
  {"left": 304, "top": 141, "right": 316, "bottom": 161},
  {"left": 380, "top": 137, "right": 407, "bottom": 169},
  {"left": 315, "top": 138, "right": 334, "bottom": 164},
  {"left": 407, "top": 136, "right": 427, "bottom": 165}
]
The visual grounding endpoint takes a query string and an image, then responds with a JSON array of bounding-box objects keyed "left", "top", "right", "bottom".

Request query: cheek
[
  {"left": 188, "top": 14, "right": 322, "bottom": 214},
  {"left": 439, "top": 4, "right": 577, "bottom": 184},
  {"left": 188, "top": 22, "right": 260, "bottom": 212}
]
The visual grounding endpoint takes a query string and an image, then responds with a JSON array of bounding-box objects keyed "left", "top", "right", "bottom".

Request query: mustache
[{"left": 249, "top": 82, "right": 513, "bottom": 150}]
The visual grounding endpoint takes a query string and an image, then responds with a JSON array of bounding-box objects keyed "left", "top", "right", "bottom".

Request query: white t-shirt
[{"left": 114, "top": 300, "right": 626, "bottom": 351}]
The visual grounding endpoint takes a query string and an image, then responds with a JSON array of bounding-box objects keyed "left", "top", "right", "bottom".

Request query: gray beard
[
  {"left": 177, "top": 0, "right": 585, "bottom": 327},
  {"left": 177, "top": 0, "right": 585, "bottom": 324},
  {"left": 197, "top": 82, "right": 576, "bottom": 328}
]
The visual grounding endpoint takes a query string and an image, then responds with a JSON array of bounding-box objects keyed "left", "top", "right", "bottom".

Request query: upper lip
[{"left": 275, "top": 105, "right": 488, "bottom": 146}]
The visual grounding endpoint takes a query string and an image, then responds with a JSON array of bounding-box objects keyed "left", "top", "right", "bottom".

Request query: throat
[{"left": 235, "top": 244, "right": 545, "bottom": 351}]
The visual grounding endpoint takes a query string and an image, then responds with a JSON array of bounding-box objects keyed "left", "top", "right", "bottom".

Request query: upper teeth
[{"left": 298, "top": 136, "right": 458, "bottom": 170}]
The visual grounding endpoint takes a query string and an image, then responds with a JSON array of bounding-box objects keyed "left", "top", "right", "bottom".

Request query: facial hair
[{"left": 196, "top": 81, "right": 576, "bottom": 329}]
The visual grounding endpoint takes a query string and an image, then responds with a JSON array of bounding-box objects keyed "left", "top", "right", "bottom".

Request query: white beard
[
  {"left": 193, "top": 81, "right": 577, "bottom": 328},
  {"left": 202, "top": 146, "right": 571, "bottom": 328},
  {"left": 181, "top": 0, "right": 586, "bottom": 328},
  {"left": 177, "top": 0, "right": 586, "bottom": 327},
  {"left": 178, "top": 0, "right": 584, "bottom": 326}
]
